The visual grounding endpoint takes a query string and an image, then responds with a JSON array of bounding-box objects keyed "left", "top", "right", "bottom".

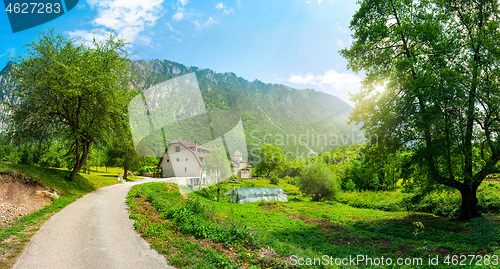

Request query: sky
[{"left": 0, "top": 0, "right": 363, "bottom": 105}]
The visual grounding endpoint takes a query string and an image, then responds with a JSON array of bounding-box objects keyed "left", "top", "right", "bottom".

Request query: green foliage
[
  {"left": 277, "top": 159, "right": 303, "bottom": 178},
  {"left": 139, "top": 166, "right": 156, "bottom": 175},
  {"left": 404, "top": 192, "right": 462, "bottom": 218},
  {"left": 269, "top": 174, "right": 279, "bottom": 185},
  {"left": 342, "top": 0, "right": 500, "bottom": 220},
  {"left": 130, "top": 183, "right": 257, "bottom": 248},
  {"left": 297, "top": 162, "right": 339, "bottom": 201},
  {"left": 165, "top": 198, "right": 257, "bottom": 248},
  {"left": 6, "top": 29, "right": 131, "bottom": 181},
  {"left": 127, "top": 183, "right": 273, "bottom": 268},
  {"left": 126, "top": 60, "right": 359, "bottom": 162},
  {"left": 344, "top": 178, "right": 356, "bottom": 191},
  {"left": 255, "top": 144, "right": 285, "bottom": 177},
  {"left": 336, "top": 190, "right": 409, "bottom": 212},
  {"left": 468, "top": 217, "right": 497, "bottom": 247},
  {"left": 131, "top": 181, "right": 500, "bottom": 268},
  {"left": 478, "top": 182, "right": 500, "bottom": 213}
]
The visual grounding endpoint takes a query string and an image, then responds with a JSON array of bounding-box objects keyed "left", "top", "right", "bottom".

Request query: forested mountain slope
[{"left": 128, "top": 60, "right": 361, "bottom": 161}]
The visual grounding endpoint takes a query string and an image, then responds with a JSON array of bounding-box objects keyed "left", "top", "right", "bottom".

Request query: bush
[
  {"left": 344, "top": 178, "right": 356, "bottom": 191},
  {"left": 139, "top": 166, "right": 156, "bottom": 175},
  {"left": 165, "top": 198, "right": 258, "bottom": 248},
  {"left": 403, "top": 191, "right": 461, "bottom": 217},
  {"left": 297, "top": 162, "right": 339, "bottom": 201},
  {"left": 269, "top": 174, "right": 279, "bottom": 185},
  {"left": 336, "top": 190, "right": 408, "bottom": 211}
]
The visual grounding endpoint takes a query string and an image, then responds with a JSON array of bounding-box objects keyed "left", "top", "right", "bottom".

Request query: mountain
[
  {"left": 0, "top": 59, "right": 361, "bottom": 162},
  {"left": 0, "top": 61, "right": 14, "bottom": 100},
  {"left": 128, "top": 60, "right": 361, "bottom": 161}
]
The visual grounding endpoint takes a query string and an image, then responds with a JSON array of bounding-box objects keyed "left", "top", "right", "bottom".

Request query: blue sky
[{"left": 0, "top": 0, "right": 362, "bottom": 105}]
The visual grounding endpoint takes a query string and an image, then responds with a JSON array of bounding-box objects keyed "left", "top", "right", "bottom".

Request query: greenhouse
[{"left": 224, "top": 187, "right": 288, "bottom": 203}]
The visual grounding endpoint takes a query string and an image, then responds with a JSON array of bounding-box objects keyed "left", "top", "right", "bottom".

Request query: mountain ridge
[
  {"left": 0, "top": 59, "right": 361, "bottom": 161},
  {"left": 128, "top": 59, "right": 361, "bottom": 161}
]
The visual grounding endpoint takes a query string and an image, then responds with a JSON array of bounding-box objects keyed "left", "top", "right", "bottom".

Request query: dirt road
[{"left": 14, "top": 178, "right": 174, "bottom": 269}]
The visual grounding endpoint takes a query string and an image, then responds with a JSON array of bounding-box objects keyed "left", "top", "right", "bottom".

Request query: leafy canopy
[
  {"left": 6, "top": 29, "right": 131, "bottom": 181},
  {"left": 255, "top": 144, "right": 285, "bottom": 177},
  {"left": 341, "top": 0, "right": 500, "bottom": 219},
  {"left": 297, "top": 162, "right": 339, "bottom": 202}
]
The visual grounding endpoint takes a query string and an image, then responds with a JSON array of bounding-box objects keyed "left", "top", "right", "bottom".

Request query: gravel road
[{"left": 14, "top": 178, "right": 175, "bottom": 269}]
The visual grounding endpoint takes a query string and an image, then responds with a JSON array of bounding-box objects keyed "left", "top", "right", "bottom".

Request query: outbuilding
[{"left": 224, "top": 187, "right": 287, "bottom": 203}]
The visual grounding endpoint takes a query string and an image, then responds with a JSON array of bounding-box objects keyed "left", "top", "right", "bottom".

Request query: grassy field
[
  {"left": 127, "top": 180, "right": 500, "bottom": 268},
  {"left": 336, "top": 182, "right": 500, "bottom": 218},
  {"left": 0, "top": 163, "right": 123, "bottom": 269}
]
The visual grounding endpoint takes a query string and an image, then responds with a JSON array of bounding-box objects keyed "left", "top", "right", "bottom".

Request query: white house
[
  {"left": 156, "top": 139, "right": 210, "bottom": 186},
  {"left": 157, "top": 139, "right": 252, "bottom": 185}
]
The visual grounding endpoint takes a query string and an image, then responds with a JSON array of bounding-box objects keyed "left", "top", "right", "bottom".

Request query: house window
[
  {"left": 185, "top": 158, "right": 188, "bottom": 161},
  {"left": 176, "top": 146, "right": 180, "bottom": 152},
  {"left": 185, "top": 167, "right": 187, "bottom": 172},
  {"left": 167, "top": 159, "right": 170, "bottom": 162},
  {"left": 177, "top": 158, "right": 179, "bottom": 162}
]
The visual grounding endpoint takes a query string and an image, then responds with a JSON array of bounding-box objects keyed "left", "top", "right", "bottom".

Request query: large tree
[
  {"left": 342, "top": 0, "right": 500, "bottom": 220},
  {"left": 7, "top": 30, "right": 130, "bottom": 181},
  {"left": 255, "top": 144, "right": 285, "bottom": 177}
]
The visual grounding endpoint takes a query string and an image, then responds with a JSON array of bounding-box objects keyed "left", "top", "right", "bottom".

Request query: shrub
[
  {"left": 139, "top": 166, "right": 156, "bottom": 175},
  {"left": 270, "top": 174, "right": 279, "bottom": 185},
  {"left": 165, "top": 198, "right": 258, "bottom": 248},
  {"left": 344, "top": 178, "right": 356, "bottom": 191},
  {"left": 297, "top": 162, "right": 339, "bottom": 201}
]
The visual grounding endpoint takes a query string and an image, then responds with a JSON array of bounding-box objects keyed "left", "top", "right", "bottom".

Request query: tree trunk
[
  {"left": 68, "top": 140, "right": 91, "bottom": 181},
  {"left": 459, "top": 184, "right": 480, "bottom": 220},
  {"left": 217, "top": 183, "right": 220, "bottom": 202},
  {"left": 123, "top": 165, "right": 128, "bottom": 181}
]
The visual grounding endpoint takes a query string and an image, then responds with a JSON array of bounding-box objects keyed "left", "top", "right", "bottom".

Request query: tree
[
  {"left": 341, "top": 0, "right": 500, "bottom": 219},
  {"left": 297, "top": 162, "right": 339, "bottom": 201},
  {"left": 7, "top": 29, "right": 130, "bottom": 181},
  {"left": 106, "top": 126, "right": 141, "bottom": 181},
  {"left": 256, "top": 144, "right": 285, "bottom": 177}
]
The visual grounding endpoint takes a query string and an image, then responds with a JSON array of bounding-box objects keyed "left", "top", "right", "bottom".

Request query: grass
[
  {"left": 0, "top": 163, "right": 121, "bottom": 269},
  {"left": 128, "top": 180, "right": 500, "bottom": 268},
  {"left": 335, "top": 182, "right": 500, "bottom": 218},
  {"left": 336, "top": 190, "right": 410, "bottom": 212}
]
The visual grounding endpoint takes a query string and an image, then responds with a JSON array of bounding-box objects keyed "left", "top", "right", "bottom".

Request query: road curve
[{"left": 14, "top": 177, "right": 174, "bottom": 269}]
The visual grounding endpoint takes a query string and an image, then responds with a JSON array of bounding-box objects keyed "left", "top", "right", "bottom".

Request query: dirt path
[{"left": 13, "top": 177, "right": 175, "bottom": 269}]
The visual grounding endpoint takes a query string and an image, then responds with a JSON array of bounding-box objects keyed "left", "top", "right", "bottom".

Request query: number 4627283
[{"left": 5, "top": 3, "right": 61, "bottom": 14}]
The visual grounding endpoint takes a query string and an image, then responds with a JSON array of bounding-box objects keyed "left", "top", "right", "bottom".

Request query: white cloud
[
  {"left": 178, "top": 0, "right": 188, "bottom": 6},
  {"left": 67, "top": 29, "right": 111, "bottom": 45},
  {"left": 289, "top": 73, "right": 316, "bottom": 84},
  {"left": 173, "top": 8, "right": 185, "bottom": 20},
  {"left": 70, "top": 0, "right": 164, "bottom": 45},
  {"left": 288, "top": 70, "right": 363, "bottom": 104},
  {"left": 193, "top": 16, "right": 217, "bottom": 31},
  {"left": 336, "top": 40, "right": 344, "bottom": 47},
  {"left": 216, "top": 2, "right": 233, "bottom": 15}
]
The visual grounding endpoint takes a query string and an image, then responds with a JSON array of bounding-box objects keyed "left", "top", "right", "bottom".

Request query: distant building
[
  {"left": 156, "top": 139, "right": 210, "bottom": 185},
  {"left": 224, "top": 187, "right": 287, "bottom": 203},
  {"left": 230, "top": 150, "right": 253, "bottom": 179}
]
